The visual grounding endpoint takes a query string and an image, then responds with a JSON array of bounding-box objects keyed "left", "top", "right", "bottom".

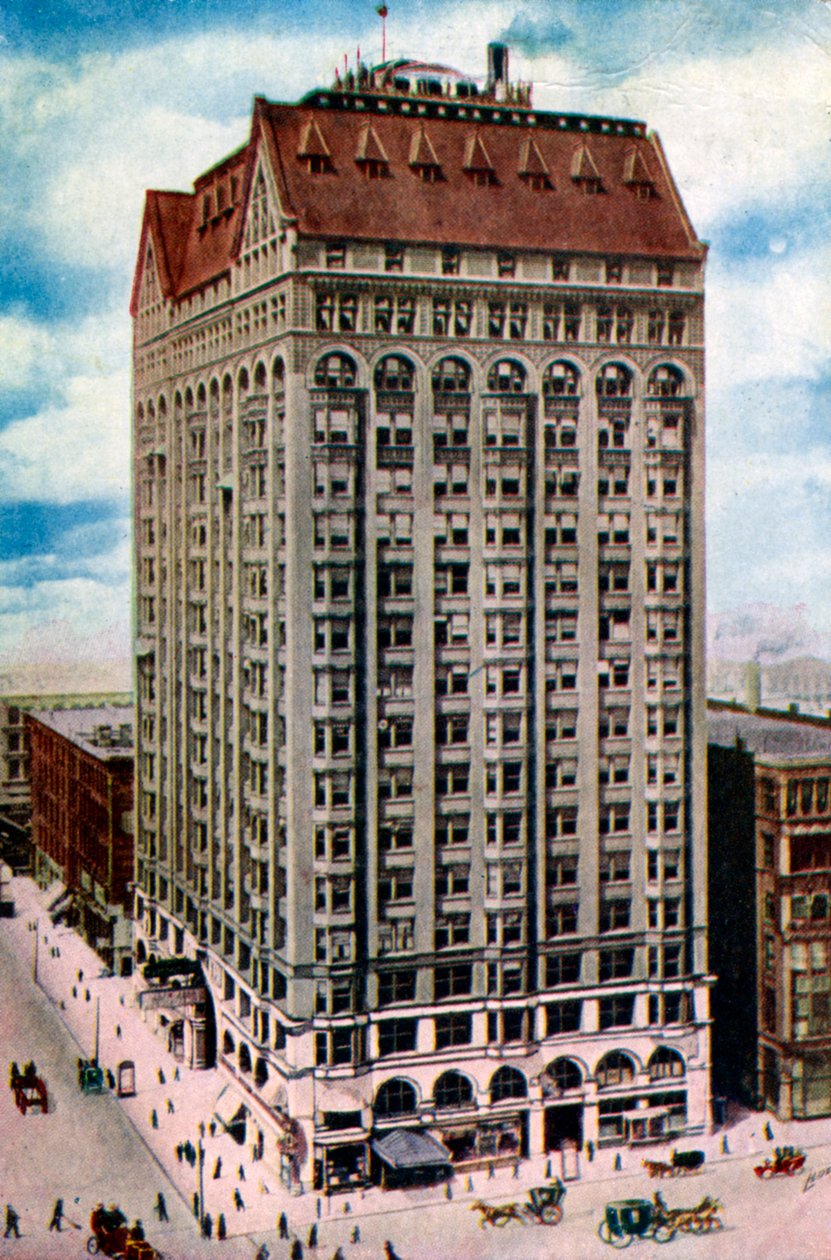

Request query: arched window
[
  {"left": 238, "top": 1043, "right": 252, "bottom": 1074},
  {"left": 432, "top": 357, "right": 471, "bottom": 393},
  {"left": 648, "top": 1048, "right": 685, "bottom": 1081},
  {"left": 222, "top": 1030, "right": 235, "bottom": 1056},
  {"left": 489, "top": 1066, "right": 528, "bottom": 1104},
  {"left": 254, "top": 361, "right": 267, "bottom": 392},
  {"left": 314, "top": 353, "right": 357, "bottom": 390},
  {"left": 197, "top": 383, "right": 207, "bottom": 407},
  {"left": 596, "top": 363, "right": 632, "bottom": 398},
  {"left": 433, "top": 1071, "right": 475, "bottom": 1110},
  {"left": 374, "top": 355, "right": 415, "bottom": 392},
  {"left": 254, "top": 1057, "right": 269, "bottom": 1088},
  {"left": 238, "top": 368, "right": 249, "bottom": 396},
  {"left": 647, "top": 364, "right": 685, "bottom": 397},
  {"left": 543, "top": 361, "right": 580, "bottom": 397},
  {"left": 272, "top": 358, "right": 285, "bottom": 392},
  {"left": 546, "top": 1058, "right": 583, "bottom": 1093},
  {"left": 487, "top": 359, "right": 526, "bottom": 394},
  {"left": 374, "top": 1078, "right": 418, "bottom": 1119},
  {"left": 596, "top": 1050, "right": 636, "bottom": 1089}
]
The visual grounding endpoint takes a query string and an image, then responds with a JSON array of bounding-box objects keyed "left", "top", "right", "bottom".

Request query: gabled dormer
[
  {"left": 355, "top": 123, "right": 390, "bottom": 179},
  {"left": 409, "top": 126, "right": 442, "bottom": 183},
  {"left": 571, "top": 143, "right": 602, "bottom": 195},
  {"left": 518, "top": 138, "right": 551, "bottom": 190},
  {"left": 623, "top": 148, "right": 656, "bottom": 199},
  {"left": 297, "top": 118, "right": 333, "bottom": 174},
  {"left": 463, "top": 132, "right": 497, "bottom": 186}
]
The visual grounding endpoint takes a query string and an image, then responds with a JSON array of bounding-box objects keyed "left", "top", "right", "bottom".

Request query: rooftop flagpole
[{"left": 377, "top": 4, "right": 388, "bottom": 63}]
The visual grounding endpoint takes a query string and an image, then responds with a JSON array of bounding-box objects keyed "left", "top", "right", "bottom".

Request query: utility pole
[{"left": 32, "top": 920, "right": 39, "bottom": 985}]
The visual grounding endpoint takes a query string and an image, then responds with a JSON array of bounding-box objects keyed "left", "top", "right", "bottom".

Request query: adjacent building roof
[
  {"left": 132, "top": 65, "right": 705, "bottom": 312},
  {"left": 27, "top": 707, "right": 134, "bottom": 761},
  {"left": 707, "top": 701, "right": 831, "bottom": 765}
]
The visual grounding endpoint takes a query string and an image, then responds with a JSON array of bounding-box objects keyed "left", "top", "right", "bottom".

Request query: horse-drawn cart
[
  {"left": 754, "top": 1146, "right": 806, "bottom": 1179},
  {"left": 471, "top": 1179, "right": 566, "bottom": 1228},
  {"left": 8, "top": 1061, "right": 48, "bottom": 1115},
  {"left": 87, "top": 1207, "right": 163, "bottom": 1259}
]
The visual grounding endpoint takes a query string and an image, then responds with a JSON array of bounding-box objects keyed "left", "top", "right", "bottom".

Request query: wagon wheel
[
  {"left": 653, "top": 1222, "right": 676, "bottom": 1244},
  {"left": 86, "top": 1238, "right": 100, "bottom": 1256},
  {"left": 760, "top": 1166, "right": 774, "bottom": 1179},
  {"left": 598, "top": 1220, "right": 633, "bottom": 1249},
  {"left": 540, "top": 1203, "right": 563, "bottom": 1226}
]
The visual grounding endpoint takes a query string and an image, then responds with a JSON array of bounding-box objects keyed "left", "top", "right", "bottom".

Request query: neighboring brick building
[
  {"left": 132, "top": 43, "right": 710, "bottom": 1191},
  {"left": 28, "top": 706, "right": 135, "bottom": 975},
  {"left": 708, "top": 700, "right": 831, "bottom": 1118}
]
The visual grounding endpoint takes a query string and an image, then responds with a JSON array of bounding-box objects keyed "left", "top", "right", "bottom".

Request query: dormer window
[
  {"left": 518, "top": 138, "right": 551, "bottom": 190},
  {"left": 623, "top": 148, "right": 655, "bottom": 200},
  {"left": 571, "top": 143, "right": 602, "bottom": 195},
  {"left": 355, "top": 123, "right": 390, "bottom": 179},
  {"left": 605, "top": 259, "right": 623, "bottom": 284},
  {"left": 657, "top": 262, "right": 674, "bottom": 288},
  {"left": 298, "top": 118, "right": 333, "bottom": 174},
  {"left": 326, "top": 242, "right": 346, "bottom": 269},
  {"left": 551, "top": 256, "right": 570, "bottom": 282},
  {"left": 463, "top": 132, "right": 497, "bottom": 186},
  {"left": 409, "top": 125, "right": 442, "bottom": 183}
]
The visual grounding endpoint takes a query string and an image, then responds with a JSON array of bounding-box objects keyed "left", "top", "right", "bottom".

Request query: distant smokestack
[
  {"left": 745, "top": 661, "right": 761, "bottom": 712},
  {"left": 487, "top": 42, "right": 509, "bottom": 95}
]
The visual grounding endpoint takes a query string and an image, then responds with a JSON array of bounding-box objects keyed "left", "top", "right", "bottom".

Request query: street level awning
[
  {"left": 214, "top": 1084, "right": 249, "bottom": 1129},
  {"left": 371, "top": 1128, "right": 452, "bottom": 1171},
  {"left": 45, "top": 881, "right": 67, "bottom": 911}
]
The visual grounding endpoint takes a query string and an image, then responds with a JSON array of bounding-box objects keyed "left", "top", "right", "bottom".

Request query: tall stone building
[{"left": 131, "top": 48, "right": 710, "bottom": 1190}]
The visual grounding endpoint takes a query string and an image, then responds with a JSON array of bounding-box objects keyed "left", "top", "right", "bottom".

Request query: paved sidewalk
[{"left": 10, "top": 870, "right": 831, "bottom": 1257}]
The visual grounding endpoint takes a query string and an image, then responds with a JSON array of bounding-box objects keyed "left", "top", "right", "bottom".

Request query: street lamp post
[
  {"left": 198, "top": 1140, "right": 205, "bottom": 1230},
  {"left": 32, "top": 920, "right": 39, "bottom": 986}
]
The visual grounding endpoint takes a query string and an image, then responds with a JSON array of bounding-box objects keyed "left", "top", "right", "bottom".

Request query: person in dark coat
[
  {"left": 279, "top": 1211, "right": 289, "bottom": 1238},
  {"left": 384, "top": 1242, "right": 401, "bottom": 1260},
  {"left": 201, "top": 1213, "right": 212, "bottom": 1239},
  {"left": 308, "top": 1223, "right": 318, "bottom": 1247},
  {"left": 4, "top": 1205, "right": 20, "bottom": 1238},
  {"left": 213, "top": 1156, "right": 222, "bottom": 1179},
  {"left": 129, "top": 1221, "right": 145, "bottom": 1242},
  {"left": 350, "top": 1225, "right": 361, "bottom": 1244},
  {"left": 151, "top": 1109, "right": 159, "bottom": 1129},
  {"left": 217, "top": 1213, "right": 227, "bottom": 1240},
  {"left": 176, "top": 1143, "right": 184, "bottom": 1163},
  {"left": 238, "top": 1163, "right": 246, "bottom": 1181},
  {"left": 192, "top": 1193, "right": 200, "bottom": 1219},
  {"left": 233, "top": 1188, "right": 245, "bottom": 1211},
  {"left": 48, "top": 1199, "right": 64, "bottom": 1231},
  {"left": 155, "top": 1192, "right": 169, "bottom": 1223},
  {"left": 290, "top": 1239, "right": 303, "bottom": 1260},
  {"left": 158, "top": 1068, "right": 166, "bottom": 1085}
]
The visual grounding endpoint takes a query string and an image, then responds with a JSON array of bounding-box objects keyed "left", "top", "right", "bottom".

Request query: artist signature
[{"left": 803, "top": 1164, "right": 830, "bottom": 1193}]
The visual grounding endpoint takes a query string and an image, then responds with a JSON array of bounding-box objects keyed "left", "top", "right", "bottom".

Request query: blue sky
[{"left": 0, "top": 0, "right": 829, "bottom": 665}]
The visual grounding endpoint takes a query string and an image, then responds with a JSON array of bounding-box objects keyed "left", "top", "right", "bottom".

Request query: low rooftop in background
[
  {"left": 707, "top": 699, "right": 831, "bottom": 764},
  {"left": 28, "top": 707, "right": 134, "bottom": 759}
]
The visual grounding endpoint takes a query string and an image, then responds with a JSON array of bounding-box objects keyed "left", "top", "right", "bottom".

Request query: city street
[{"left": 3, "top": 876, "right": 831, "bottom": 1259}]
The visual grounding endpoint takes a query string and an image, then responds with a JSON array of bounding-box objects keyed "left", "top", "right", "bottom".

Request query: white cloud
[
  {"left": 0, "top": 574, "right": 131, "bottom": 664},
  {"left": 0, "top": 366, "right": 129, "bottom": 503},
  {"left": 0, "top": 313, "right": 53, "bottom": 391}
]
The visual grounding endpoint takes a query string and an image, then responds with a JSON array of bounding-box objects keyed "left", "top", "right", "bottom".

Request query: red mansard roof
[{"left": 132, "top": 85, "right": 704, "bottom": 313}]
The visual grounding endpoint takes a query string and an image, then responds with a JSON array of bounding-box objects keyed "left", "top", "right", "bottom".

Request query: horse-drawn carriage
[
  {"left": 598, "top": 1192, "right": 724, "bottom": 1247},
  {"left": 642, "top": 1150, "right": 706, "bottom": 1179},
  {"left": 78, "top": 1058, "right": 106, "bottom": 1095},
  {"left": 754, "top": 1146, "right": 806, "bottom": 1179},
  {"left": 471, "top": 1179, "right": 566, "bottom": 1228},
  {"left": 86, "top": 1206, "right": 162, "bottom": 1259},
  {"left": 8, "top": 1061, "right": 48, "bottom": 1115}
]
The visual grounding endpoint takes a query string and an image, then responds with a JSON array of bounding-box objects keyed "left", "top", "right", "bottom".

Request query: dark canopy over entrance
[{"left": 370, "top": 1128, "right": 453, "bottom": 1188}]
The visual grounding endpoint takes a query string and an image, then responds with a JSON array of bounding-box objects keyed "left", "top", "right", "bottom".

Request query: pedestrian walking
[
  {"left": 488, "top": 1162, "right": 495, "bottom": 1180},
  {"left": 614, "top": 1152, "right": 623, "bottom": 1171},
  {"left": 4, "top": 1205, "right": 20, "bottom": 1238},
  {"left": 279, "top": 1211, "right": 289, "bottom": 1238},
  {"left": 78, "top": 969, "right": 83, "bottom": 982},
  {"left": 202, "top": 1213, "right": 213, "bottom": 1239},
  {"left": 166, "top": 1098, "right": 175, "bottom": 1114},
  {"left": 233, "top": 1188, "right": 245, "bottom": 1211},
  {"left": 308, "top": 1222, "right": 318, "bottom": 1247},
  {"left": 721, "top": 1134, "right": 730, "bottom": 1155},
  {"left": 209, "top": 1120, "right": 216, "bottom": 1137},
  {"left": 334, "top": 1249, "right": 346, "bottom": 1260},
  {"left": 316, "top": 1196, "right": 322, "bottom": 1219},
  {"left": 255, "top": 1246, "right": 270, "bottom": 1260},
  {"left": 174, "top": 1066, "right": 180, "bottom": 1081},
  {"left": 466, "top": 1175, "right": 473, "bottom": 1193},
  {"left": 384, "top": 1242, "right": 401, "bottom": 1260},
  {"left": 158, "top": 1068, "right": 166, "bottom": 1085},
  {"left": 192, "top": 1193, "right": 200, "bottom": 1219},
  {"left": 217, "top": 1213, "right": 226, "bottom": 1240},
  {"left": 238, "top": 1163, "right": 246, "bottom": 1181},
  {"left": 155, "top": 1192, "right": 169, "bottom": 1223},
  {"left": 512, "top": 1159, "right": 520, "bottom": 1179},
  {"left": 444, "top": 1180, "right": 452, "bottom": 1200},
  {"left": 587, "top": 1140, "right": 595, "bottom": 1163},
  {"left": 85, "top": 988, "right": 90, "bottom": 1001},
  {"left": 764, "top": 1121, "right": 774, "bottom": 1142},
  {"left": 290, "top": 1239, "right": 303, "bottom": 1260},
  {"left": 106, "top": 1069, "right": 115, "bottom": 1090},
  {"left": 199, "top": 1121, "right": 205, "bottom": 1138},
  {"left": 116, "top": 1025, "right": 122, "bottom": 1039},
  {"left": 213, "top": 1156, "right": 222, "bottom": 1179},
  {"left": 151, "top": 1108, "right": 159, "bottom": 1129},
  {"left": 48, "top": 1199, "right": 64, "bottom": 1231},
  {"left": 176, "top": 1143, "right": 184, "bottom": 1163},
  {"left": 350, "top": 1225, "right": 360, "bottom": 1244}
]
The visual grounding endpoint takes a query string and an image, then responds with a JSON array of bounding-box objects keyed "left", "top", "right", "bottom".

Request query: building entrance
[{"left": 544, "top": 1104, "right": 583, "bottom": 1151}]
